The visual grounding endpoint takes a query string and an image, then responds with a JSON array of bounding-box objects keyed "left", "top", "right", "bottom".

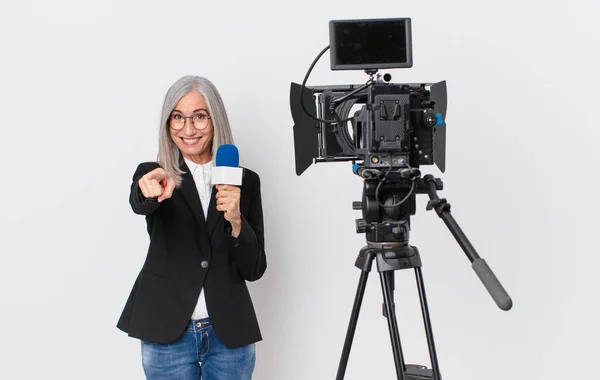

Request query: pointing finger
[
  {"left": 145, "top": 168, "right": 166, "bottom": 182},
  {"left": 158, "top": 178, "right": 176, "bottom": 202}
]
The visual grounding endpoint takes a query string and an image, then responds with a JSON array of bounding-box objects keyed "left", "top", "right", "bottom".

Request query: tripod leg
[
  {"left": 336, "top": 269, "right": 370, "bottom": 380},
  {"left": 415, "top": 267, "right": 442, "bottom": 380},
  {"left": 380, "top": 271, "right": 407, "bottom": 380}
]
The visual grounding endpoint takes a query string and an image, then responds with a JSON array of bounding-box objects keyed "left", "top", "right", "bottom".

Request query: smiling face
[{"left": 169, "top": 91, "right": 214, "bottom": 164}]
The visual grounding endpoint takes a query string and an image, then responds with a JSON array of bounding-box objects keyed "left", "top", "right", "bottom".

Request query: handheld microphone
[{"left": 211, "top": 144, "right": 243, "bottom": 186}]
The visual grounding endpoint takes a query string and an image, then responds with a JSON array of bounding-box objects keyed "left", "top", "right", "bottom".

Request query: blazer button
[
  {"left": 233, "top": 242, "right": 240, "bottom": 248},
  {"left": 201, "top": 260, "right": 209, "bottom": 269}
]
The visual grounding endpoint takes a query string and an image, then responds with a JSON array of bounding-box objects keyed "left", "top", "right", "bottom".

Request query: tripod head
[
  {"left": 352, "top": 164, "right": 443, "bottom": 245},
  {"left": 352, "top": 163, "right": 512, "bottom": 311}
]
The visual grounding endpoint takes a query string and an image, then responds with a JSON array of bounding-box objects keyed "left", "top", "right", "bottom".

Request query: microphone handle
[{"left": 472, "top": 259, "right": 513, "bottom": 311}]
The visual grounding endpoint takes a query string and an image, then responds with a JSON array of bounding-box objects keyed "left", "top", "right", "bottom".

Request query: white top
[{"left": 184, "top": 157, "right": 213, "bottom": 320}]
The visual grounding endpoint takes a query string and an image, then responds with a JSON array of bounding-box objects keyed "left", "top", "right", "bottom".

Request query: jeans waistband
[{"left": 187, "top": 318, "right": 211, "bottom": 331}]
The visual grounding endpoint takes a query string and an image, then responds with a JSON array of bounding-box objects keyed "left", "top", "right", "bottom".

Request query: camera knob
[
  {"left": 352, "top": 201, "right": 362, "bottom": 210},
  {"left": 356, "top": 219, "right": 367, "bottom": 233},
  {"left": 424, "top": 112, "right": 437, "bottom": 127}
]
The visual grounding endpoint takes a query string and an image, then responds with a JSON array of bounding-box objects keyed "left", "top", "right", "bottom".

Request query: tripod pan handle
[{"left": 472, "top": 258, "right": 513, "bottom": 311}]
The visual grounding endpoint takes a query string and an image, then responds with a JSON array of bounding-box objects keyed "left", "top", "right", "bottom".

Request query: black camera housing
[{"left": 290, "top": 17, "right": 447, "bottom": 175}]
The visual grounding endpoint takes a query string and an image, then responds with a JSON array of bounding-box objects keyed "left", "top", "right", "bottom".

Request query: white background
[{"left": 1, "top": 0, "right": 598, "bottom": 379}]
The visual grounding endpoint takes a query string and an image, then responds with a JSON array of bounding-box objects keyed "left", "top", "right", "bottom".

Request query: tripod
[{"left": 335, "top": 174, "right": 512, "bottom": 380}]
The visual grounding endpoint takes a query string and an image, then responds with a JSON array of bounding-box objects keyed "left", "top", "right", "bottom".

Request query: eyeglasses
[{"left": 169, "top": 112, "right": 212, "bottom": 130}]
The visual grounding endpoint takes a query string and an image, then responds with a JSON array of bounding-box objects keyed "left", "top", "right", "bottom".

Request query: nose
[{"left": 181, "top": 118, "right": 197, "bottom": 136}]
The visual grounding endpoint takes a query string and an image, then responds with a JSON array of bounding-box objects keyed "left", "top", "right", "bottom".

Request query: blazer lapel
[
  {"left": 178, "top": 162, "right": 211, "bottom": 243},
  {"left": 206, "top": 186, "right": 222, "bottom": 238}
]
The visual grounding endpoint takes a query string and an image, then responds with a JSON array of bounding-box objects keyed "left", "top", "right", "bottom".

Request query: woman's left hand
[{"left": 216, "top": 185, "right": 242, "bottom": 235}]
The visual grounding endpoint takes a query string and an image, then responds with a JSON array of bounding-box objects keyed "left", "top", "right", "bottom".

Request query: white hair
[{"left": 157, "top": 75, "right": 234, "bottom": 186}]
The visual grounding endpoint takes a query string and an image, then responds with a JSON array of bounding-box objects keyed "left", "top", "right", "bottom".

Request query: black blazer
[{"left": 117, "top": 161, "right": 267, "bottom": 348}]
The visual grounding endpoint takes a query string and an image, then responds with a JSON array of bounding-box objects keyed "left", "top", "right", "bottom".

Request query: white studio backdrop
[{"left": 0, "top": 0, "right": 598, "bottom": 379}]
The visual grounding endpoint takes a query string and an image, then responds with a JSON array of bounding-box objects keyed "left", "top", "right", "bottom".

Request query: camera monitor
[{"left": 329, "top": 18, "right": 413, "bottom": 71}]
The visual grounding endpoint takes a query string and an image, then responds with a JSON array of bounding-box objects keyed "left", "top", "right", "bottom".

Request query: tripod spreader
[{"left": 423, "top": 175, "right": 513, "bottom": 311}]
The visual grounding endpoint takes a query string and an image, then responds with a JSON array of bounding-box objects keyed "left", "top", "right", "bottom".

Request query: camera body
[
  {"left": 290, "top": 17, "right": 447, "bottom": 176},
  {"left": 315, "top": 80, "right": 446, "bottom": 171}
]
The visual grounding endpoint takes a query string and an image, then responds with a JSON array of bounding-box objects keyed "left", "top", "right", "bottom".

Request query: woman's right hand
[{"left": 138, "top": 168, "right": 176, "bottom": 203}]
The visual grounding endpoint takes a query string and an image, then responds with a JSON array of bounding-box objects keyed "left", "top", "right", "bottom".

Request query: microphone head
[{"left": 215, "top": 144, "right": 239, "bottom": 167}]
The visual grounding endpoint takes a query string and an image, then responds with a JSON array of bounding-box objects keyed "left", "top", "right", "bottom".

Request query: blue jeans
[{"left": 141, "top": 318, "right": 256, "bottom": 380}]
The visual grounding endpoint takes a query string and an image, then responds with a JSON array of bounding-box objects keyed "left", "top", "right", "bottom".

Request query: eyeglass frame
[{"left": 168, "top": 111, "right": 212, "bottom": 130}]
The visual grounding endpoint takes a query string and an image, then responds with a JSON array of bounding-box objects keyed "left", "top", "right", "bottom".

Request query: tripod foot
[{"left": 405, "top": 364, "right": 435, "bottom": 380}]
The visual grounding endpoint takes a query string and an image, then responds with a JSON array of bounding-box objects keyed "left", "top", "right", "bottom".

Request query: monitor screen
[{"left": 330, "top": 18, "right": 413, "bottom": 71}]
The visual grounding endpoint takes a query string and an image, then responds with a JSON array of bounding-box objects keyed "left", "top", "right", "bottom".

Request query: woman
[{"left": 117, "top": 75, "right": 267, "bottom": 380}]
